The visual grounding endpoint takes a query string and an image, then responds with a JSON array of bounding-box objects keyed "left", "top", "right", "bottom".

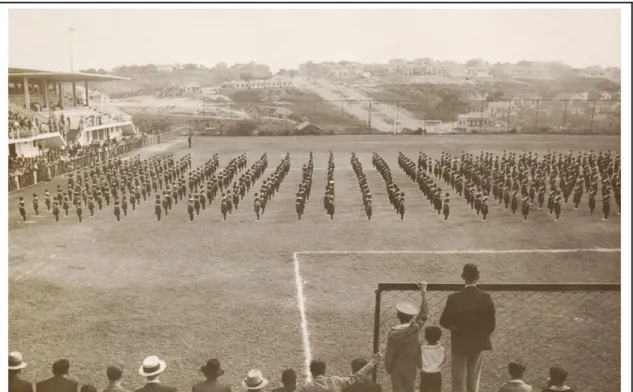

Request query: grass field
[{"left": 9, "top": 135, "right": 621, "bottom": 392}]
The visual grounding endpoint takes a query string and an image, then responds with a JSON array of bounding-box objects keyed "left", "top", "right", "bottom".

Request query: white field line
[
  {"left": 295, "top": 248, "right": 620, "bottom": 255},
  {"left": 292, "top": 252, "right": 313, "bottom": 382},
  {"left": 11, "top": 254, "right": 56, "bottom": 282},
  {"left": 292, "top": 247, "right": 620, "bottom": 379}
]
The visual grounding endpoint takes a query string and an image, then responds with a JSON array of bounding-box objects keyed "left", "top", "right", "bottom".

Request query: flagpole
[{"left": 68, "top": 28, "right": 74, "bottom": 72}]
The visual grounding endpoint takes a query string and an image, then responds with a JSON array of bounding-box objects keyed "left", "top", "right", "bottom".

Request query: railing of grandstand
[
  {"left": 372, "top": 283, "right": 620, "bottom": 392},
  {"left": 190, "top": 98, "right": 621, "bottom": 135},
  {"left": 8, "top": 130, "right": 181, "bottom": 193}
]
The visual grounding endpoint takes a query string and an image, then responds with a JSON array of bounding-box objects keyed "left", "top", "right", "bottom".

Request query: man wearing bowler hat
[
  {"left": 9, "top": 352, "right": 33, "bottom": 392},
  {"left": 385, "top": 282, "right": 428, "bottom": 392},
  {"left": 193, "top": 359, "right": 230, "bottom": 392},
  {"left": 440, "top": 264, "right": 496, "bottom": 392},
  {"left": 134, "top": 356, "right": 175, "bottom": 392}
]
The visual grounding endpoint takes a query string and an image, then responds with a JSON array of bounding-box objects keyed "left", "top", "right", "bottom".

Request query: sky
[{"left": 8, "top": 8, "right": 622, "bottom": 72}]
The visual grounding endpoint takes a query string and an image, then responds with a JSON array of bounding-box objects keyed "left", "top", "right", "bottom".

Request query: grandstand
[{"left": 8, "top": 68, "right": 138, "bottom": 157}]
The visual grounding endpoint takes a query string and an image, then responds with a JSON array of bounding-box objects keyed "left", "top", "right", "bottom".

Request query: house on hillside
[
  {"left": 457, "top": 112, "right": 491, "bottom": 128},
  {"left": 156, "top": 64, "right": 175, "bottom": 73},
  {"left": 229, "top": 63, "right": 272, "bottom": 81},
  {"left": 510, "top": 94, "right": 541, "bottom": 110},
  {"left": 487, "top": 101, "right": 517, "bottom": 121},
  {"left": 294, "top": 121, "right": 323, "bottom": 134},
  {"left": 181, "top": 83, "right": 201, "bottom": 94},
  {"left": 556, "top": 92, "right": 588, "bottom": 107}
]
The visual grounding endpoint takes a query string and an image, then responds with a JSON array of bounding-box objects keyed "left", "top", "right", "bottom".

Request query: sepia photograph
[{"left": 4, "top": 4, "right": 630, "bottom": 392}]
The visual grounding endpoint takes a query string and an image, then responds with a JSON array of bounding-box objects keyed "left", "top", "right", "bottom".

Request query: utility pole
[
  {"left": 589, "top": 100, "right": 596, "bottom": 133},
  {"left": 368, "top": 101, "right": 372, "bottom": 131}
]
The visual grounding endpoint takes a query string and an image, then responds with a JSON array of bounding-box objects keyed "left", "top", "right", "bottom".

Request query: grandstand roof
[{"left": 8, "top": 67, "right": 129, "bottom": 82}]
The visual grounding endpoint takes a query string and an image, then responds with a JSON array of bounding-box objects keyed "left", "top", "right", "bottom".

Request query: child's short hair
[
  {"left": 424, "top": 326, "right": 442, "bottom": 344},
  {"left": 549, "top": 366, "right": 568, "bottom": 385},
  {"left": 508, "top": 362, "right": 526, "bottom": 379}
]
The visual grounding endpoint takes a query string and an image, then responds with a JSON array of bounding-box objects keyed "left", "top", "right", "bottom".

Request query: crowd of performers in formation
[
  {"left": 17, "top": 149, "right": 620, "bottom": 223},
  {"left": 394, "top": 149, "right": 620, "bottom": 222},
  {"left": 16, "top": 152, "right": 291, "bottom": 223},
  {"left": 294, "top": 152, "right": 314, "bottom": 220}
]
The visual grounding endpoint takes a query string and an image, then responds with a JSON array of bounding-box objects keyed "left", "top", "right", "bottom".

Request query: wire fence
[
  {"left": 140, "top": 98, "right": 621, "bottom": 135},
  {"left": 8, "top": 130, "right": 181, "bottom": 193},
  {"left": 372, "top": 283, "right": 620, "bottom": 392}
]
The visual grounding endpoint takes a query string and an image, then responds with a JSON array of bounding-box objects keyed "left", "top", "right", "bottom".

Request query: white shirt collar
[
  {"left": 508, "top": 379, "right": 525, "bottom": 384},
  {"left": 146, "top": 379, "right": 160, "bottom": 384},
  {"left": 465, "top": 284, "right": 477, "bottom": 287},
  {"left": 547, "top": 387, "right": 570, "bottom": 391}
]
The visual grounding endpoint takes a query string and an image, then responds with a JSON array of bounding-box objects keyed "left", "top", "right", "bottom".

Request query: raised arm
[
  {"left": 334, "top": 352, "right": 383, "bottom": 389},
  {"left": 411, "top": 281, "right": 429, "bottom": 331}
]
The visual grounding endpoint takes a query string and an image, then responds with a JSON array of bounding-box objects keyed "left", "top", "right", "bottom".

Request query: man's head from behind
[
  {"left": 461, "top": 263, "right": 480, "bottom": 284},
  {"left": 548, "top": 366, "right": 568, "bottom": 386},
  {"left": 107, "top": 366, "right": 123, "bottom": 383},
  {"left": 309, "top": 360, "right": 326, "bottom": 378},
  {"left": 52, "top": 359, "right": 70, "bottom": 376},
  {"left": 508, "top": 362, "right": 526, "bottom": 380},
  {"left": 281, "top": 368, "right": 297, "bottom": 391}
]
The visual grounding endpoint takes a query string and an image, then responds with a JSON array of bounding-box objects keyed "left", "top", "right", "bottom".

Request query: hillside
[{"left": 92, "top": 70, "right": 226, "bottom": 98}]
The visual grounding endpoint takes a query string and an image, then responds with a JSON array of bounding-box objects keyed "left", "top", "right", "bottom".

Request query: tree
[
  {"left": 215, "top": 62, "right": 228, "bottom": 70},
  {"left": 517, "top": 60, "right": 531, "bottom": 66},
  {"left": 183, "top": 63, "right": 198, "bottom": 70},
  {"left": 466, "top": 58, "right": 483, "bottom": 67}
]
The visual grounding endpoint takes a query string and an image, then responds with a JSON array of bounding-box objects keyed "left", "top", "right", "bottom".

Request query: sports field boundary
[{"left": 291, "top": 247, "right": 621, "bottom": 381}]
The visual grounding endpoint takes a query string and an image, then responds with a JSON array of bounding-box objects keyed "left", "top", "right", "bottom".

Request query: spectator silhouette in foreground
[
  {"left": 343, "top": 359, "right": 382, "bottom": 392},
  {"left": 36, "top": 359, "right": 79, "bottom": 392},
  {"left": 81, "top": 386, "right": 97, "bottom": 392},
  {"left": 296, "top": 353, "right": 382, "bottom": 392},
  {"left": 385, "top": 282, "right": 428, "bottom": 392},
  {"left": 241, "top": 370, "right": 268, "bottom": 392},
  {"left": 9, "top": 352, "right": 33, "bottom": 392},
  {"left": 134, "top": 356, "right": 175, "bottom": 392},
  {"left": 439, "top": 264, "right": 496, "bottom": 392},
  {"left": 193, "top": 359, "right": 231, "bottom": 392},
  {"left": 271, "top": 369, "right": 297, "bottom": 392},
  {"left": 498, "top": 362, "right": 532, "bottom": 392},
  {"left": 102, "top": 366, "right": 129, "bottom": 392}
]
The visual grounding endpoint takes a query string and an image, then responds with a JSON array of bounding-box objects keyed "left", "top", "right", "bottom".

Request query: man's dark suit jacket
[
  {"left": 343, "top": 380, "right": 382, "bottom": 392},
  {"left": 36, "top": 375, "right": 78, "bottom": 392},
  {"left": 439, "top": 285, "right": 496, "bottom": 354},
  {"left": 9, "top": 375, "right": 34, "bottom": 392},
  {"left": 134, "top": 383, "right": 176, "bottom": 392}
]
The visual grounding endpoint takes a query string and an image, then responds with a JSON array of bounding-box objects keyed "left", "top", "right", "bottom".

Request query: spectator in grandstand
[
  {"left": 498, "top": 362, "right": 532, "bottom": 392},
  {"left": 134, "top": 356, "right": 175, "bottom": 392},
  {"left": 419, "top": 326, "right": 445, "bottom": 392},
  {"left": 241, "top": 370, "right": 268, "bottom": 392},
  {"left": 439, "top": 263, "right": 495, "bottom": 392},
  {"left": 9, "top": 351, "right": 33, "bottom": 392},
  {"left": 102, "top": 366, "right": 129, "bottom": 392},
  {"left": 296, "top": 354, "right": 382, "bottom": 392},
  {"left": 192, "top": 359, "right": 230, "bottom": 392},
  {"left": 342, "top": 359, "right": 381, "bottom": 392},
  {"left": 542, "top": 367, "right": 574, "bottom": 392},
  {"left": 271, "top": 369, "right": 297, "bottom": 392},
  {"left": 81, "top": 386, "right": 97, "bottom": 392},
  {"left": 384, "top": 282, "right": 428, "bottom": 392},
  {"left": 35, "top": 359, "right": 79, "bottom": 392}
]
